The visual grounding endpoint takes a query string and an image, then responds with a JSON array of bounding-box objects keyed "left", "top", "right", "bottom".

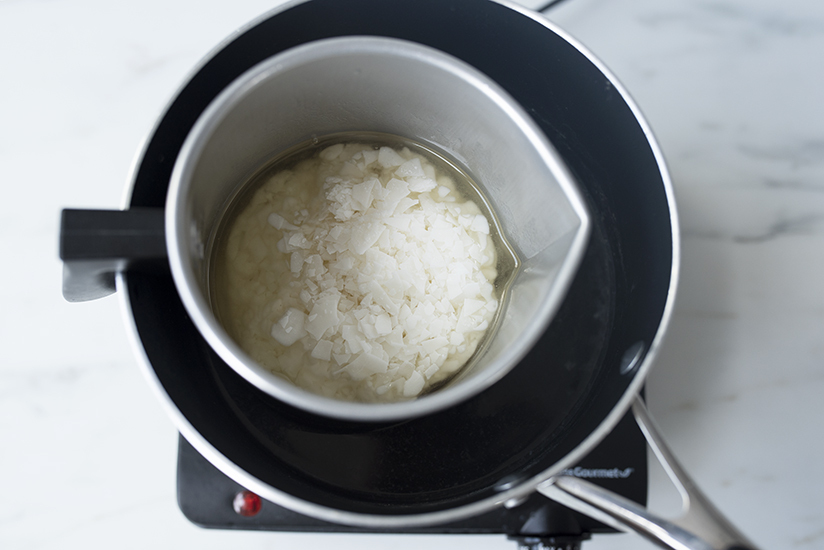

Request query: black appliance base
[{"left": 176, "top": 406, "right": 646, "bottom": 545}]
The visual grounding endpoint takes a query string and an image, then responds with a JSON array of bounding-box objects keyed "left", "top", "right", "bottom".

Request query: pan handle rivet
[
  {"left": 504, "top": 496, "right": 528, "bottom": 509},
  {"left": 494, "top": 474, "right": 524, "bottom": 492},
  {"left": 619, "top": 341, "right": 645, "bottom": 375}
]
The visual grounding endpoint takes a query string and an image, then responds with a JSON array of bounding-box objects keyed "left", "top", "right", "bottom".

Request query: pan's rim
[{"left": 118, "top": 0, "right": 680, "bottom": 528}]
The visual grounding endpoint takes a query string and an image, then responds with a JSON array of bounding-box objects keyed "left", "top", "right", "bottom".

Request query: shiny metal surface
[
  {"left": 166, "top": 35, "right": 590, "bottom": 421},
  {"left": 539, "top": 398, "right": 759, "bottom": 550}
]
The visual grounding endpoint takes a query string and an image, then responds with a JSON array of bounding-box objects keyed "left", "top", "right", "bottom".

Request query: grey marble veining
[
  {"left": 543, "top": 2, "right": 824, "bottom": 548},
  {"left": 1, "top": 0, "right": 822, "bottom": 549}
]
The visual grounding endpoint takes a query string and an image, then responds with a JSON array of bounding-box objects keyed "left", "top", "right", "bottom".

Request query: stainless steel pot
[
  {"left": 59, "top": 1, "right": 760, "bottom": 548},
  {"left": 166, "top": 35, "right": 589, "bottom": 421}
]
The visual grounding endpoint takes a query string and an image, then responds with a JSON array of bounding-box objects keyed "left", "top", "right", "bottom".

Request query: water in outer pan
[{"left": 207, "top": 132, "right": 521, "bottom": 401}]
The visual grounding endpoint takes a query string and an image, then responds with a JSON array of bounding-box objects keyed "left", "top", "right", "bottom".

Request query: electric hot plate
[{"left": 119, "top": 0, "right": 672, "bottom": 544}]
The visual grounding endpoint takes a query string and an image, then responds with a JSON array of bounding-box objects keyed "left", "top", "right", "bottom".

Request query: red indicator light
[{"left": 233, "top": 490, "right": 262, "bottom": 517}]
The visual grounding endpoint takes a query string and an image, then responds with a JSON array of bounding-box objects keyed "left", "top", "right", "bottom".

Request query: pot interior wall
[{"left": 125, "top": 0, "right": 673, "bottom": 519}]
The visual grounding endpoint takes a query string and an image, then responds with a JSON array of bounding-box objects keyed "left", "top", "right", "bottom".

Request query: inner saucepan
[{"left": 165, "top": 36, "right": 590, "bottom": 421}]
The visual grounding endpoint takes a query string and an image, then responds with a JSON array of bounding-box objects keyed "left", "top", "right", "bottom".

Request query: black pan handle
[
  {"left": 538, "top": 397, "right": 761, "bottom": 550},
  {"left": 59, "top": 208, "right": 167, "bottom": 302}
]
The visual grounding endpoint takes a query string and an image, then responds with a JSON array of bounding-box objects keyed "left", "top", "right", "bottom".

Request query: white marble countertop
[{"left": 2, "top": 0, "right": 822, "bottom": 548}]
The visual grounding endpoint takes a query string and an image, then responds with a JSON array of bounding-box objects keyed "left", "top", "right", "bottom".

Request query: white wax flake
[
  {"left": 462, "top": 298, "right": 485, "bottom": 316},
  {"left": 341, "top": 324, "right": 363, "bottom": 354},
  {"left": 358, "top": 280, "right": 391, "bottom": 313},
  {"left": 470, "top": 214, "right": 490, "bottom": 234},
  {"left": 305, "top": 291, "right": 341, "bottom": 340},
  {"left": 221, "top": 141, "right": 500, "bottom": 404},
  {"left": 407, "top": 177, "right": 438, "bottom": 193},
  {"left": 319, "top": 143, "right": 344, "bottom": 160},
  {"left": 374, "top": 313, "right": 393, "bottom": 335},
  {"left": 403, "top": 370, "right": 425, "bottom": 397},
  {"left": 424, "top": 363, "right": 441, "bottom": 379},
  {"left": 360, "top": 149, "right": 379, "bottom": 167},
  {"left": 395, "top": 157, "right": 426, "bottom": 178},
  {"left": 311, "top": 339, "right": 334, "bottom": 361},
  {"left": 339, "top": 161, "right": 363, "bottom": 179},
  {"left": 393, "top": 197, "right": 417, "bottom": 216},
  {"left": 271, "top": 308, "right": 307, "bottom": 346},
  {"left": 288, "top": 233, "right": 311, "bottom": 249},
  {"left": 378, "top": 146, "right": 405, "bottom": 167},
  {"left": 446, "top": 274, "right": 465, "bottom": 301},
  {"left": 379, "top": 178, "right": 410, "bottom": 213},
  {"left": 342, "top": 352, "right": 389, "bottom": 380},
  {"left": 351, "top": 178, "right": 378, "bottom": 210},
  {"left": 268, "top": 213, "right": 298, "bottom": 230},
  {"left": 348, "top": 221, "right": 385, "bottom": 255},
  {"left": 421, "top": 336, "right": 449, "bottom": 354}
]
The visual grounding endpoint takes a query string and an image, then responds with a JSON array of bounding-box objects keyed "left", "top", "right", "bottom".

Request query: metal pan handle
[
  {"left": 59, "top": 208, "right": 167, "bottom": 302},
  {"left": 538, "top": 397, "right": 759, "bottom": 550}
]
